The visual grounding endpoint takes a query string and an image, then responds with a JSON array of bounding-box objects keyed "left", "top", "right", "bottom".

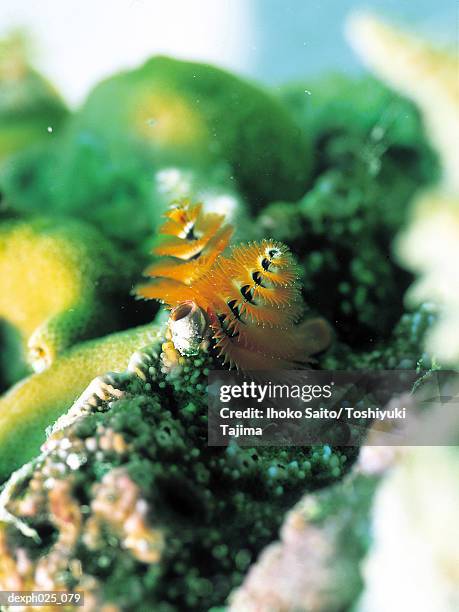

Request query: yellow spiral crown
[{"left": 136, "top": 200, "right": 330, "bottom": 369}]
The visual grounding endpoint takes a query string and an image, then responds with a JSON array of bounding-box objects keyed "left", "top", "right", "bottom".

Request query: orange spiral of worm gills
[{"left": 136, "top": 200, "right": 331, "bottom": 369}]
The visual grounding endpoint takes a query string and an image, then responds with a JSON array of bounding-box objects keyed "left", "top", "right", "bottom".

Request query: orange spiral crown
[{"left": 136, "top": 199, "right": 331, "bottom": 369}]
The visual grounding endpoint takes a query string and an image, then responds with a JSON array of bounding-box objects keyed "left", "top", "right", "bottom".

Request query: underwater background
[
  {"left": 0, "top": 0, "right": 454, "bottom": 105},
  {"left": 0, "top": 2, "right": 457, "bottom": 611}
]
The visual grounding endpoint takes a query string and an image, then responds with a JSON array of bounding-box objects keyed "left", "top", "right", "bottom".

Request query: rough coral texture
[
  {"left": 229, "top": 389, "right": 453, "bottom": 612},
  {"left": 261, "top": 75, "right": 438, "bottom": 348},
  {"left": 230, "top": 473, "right": 377, "bottom": 612},
  {"left": 323, "top": 303, "right": 437, "bottom": 372},
  {"left": 0, "top": 341, "right": 356, "bottom": 611}
]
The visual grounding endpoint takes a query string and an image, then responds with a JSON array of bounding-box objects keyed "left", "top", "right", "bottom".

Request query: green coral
[
  {"left": 0, "top": 55, "right": 310, "bottom": 249},
  {"left": 76, "top": 55, "right": 311, "bottom": 207},
  {"left": 281, "top": 74, "right": 436, "bottom": 157},
  {"left": 255, "top": 76, "right": 438, "bottom": 348},
  {"left": 0, "top": 344, "right": 356, "bottom": 611},
  {"left": 0, "top": 322, "right": 162, "bottom": 481},
  {"left": 0, "top": 133, "right": 161, "bottom": 249},
  {"left": 324, "top": 303, "right": 438, "bottom": 371},
  {"left": 0, "top": 216, "right": 138, "bottom": 381}
]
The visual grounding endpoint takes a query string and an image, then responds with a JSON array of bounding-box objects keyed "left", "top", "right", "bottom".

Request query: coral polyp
[{"left": 137, "top": 200, "right": 331, "bottom": 369}]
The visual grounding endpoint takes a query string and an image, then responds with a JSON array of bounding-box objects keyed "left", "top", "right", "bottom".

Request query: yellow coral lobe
[
  {"left": 0, "top": 33, "right": 28, "bottom": 81},
  {"left": 0, "top": 223, "right": 80, "bottom": 337},
  {"left": 0, "top": 218, "right": 130, "bottom": 373},
  {"left": 137, "top": 201, "right": 331, "bottom": 370},
  {"left": 0, "top": 323, "right": 162, "bottom": 481}
]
